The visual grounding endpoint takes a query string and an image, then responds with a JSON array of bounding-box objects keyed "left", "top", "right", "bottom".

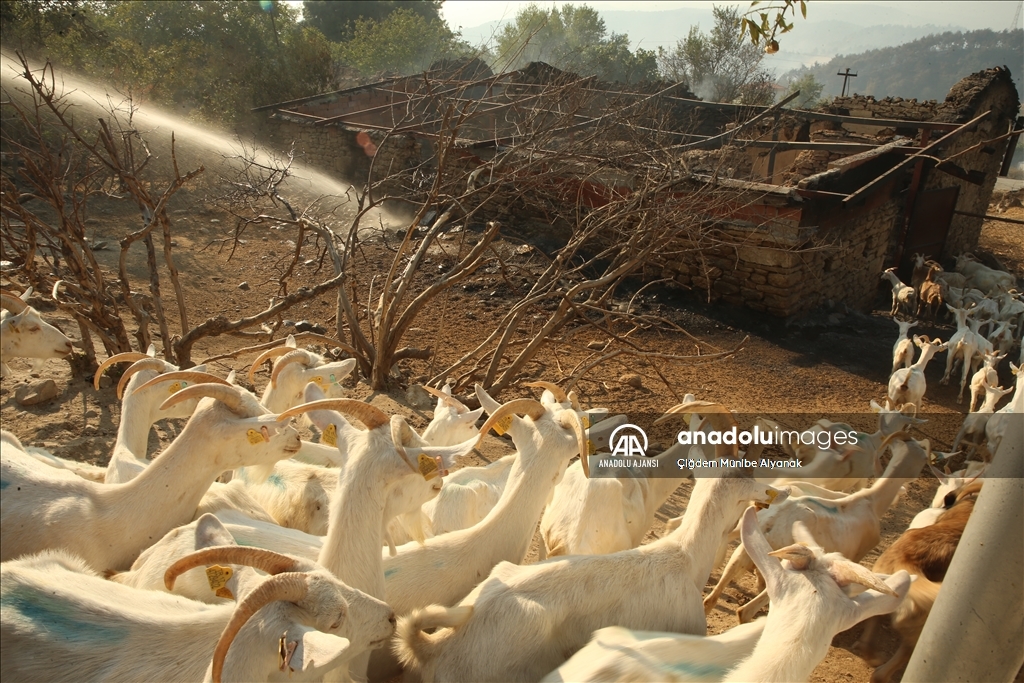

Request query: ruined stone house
[{"left": 258, "top": 65, "right": 1020, "bottom": 317}]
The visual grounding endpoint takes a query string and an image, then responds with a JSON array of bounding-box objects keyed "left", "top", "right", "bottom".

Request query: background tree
[
  {"left": 302, "top": 0, "right": 442, "bottom": 43},
  {"left": 493, "top": 4, "right": 658, "bottom": 84},
  {"left": 333, "top": 7, "right": 473, "bottom": 77},
  {"left": 784, "top": 72, "right": 824, "bottom": 108},
  {"left": 657, "top": 5, "right": 775, "bottom": 104}
]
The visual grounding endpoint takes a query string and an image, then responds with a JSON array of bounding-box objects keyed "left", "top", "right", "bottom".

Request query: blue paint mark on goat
[
  {"left": 806, "top": 498, "right": 839, "bottom": 514},
  {"left": 384, "top": 567, "right": 399, "bottom": 579},
  {"left": 668, "top": 660, "right": 727, "bottom": 677},
  {"left": 2, "top": 587, "right": 128, "bottom": 644},
  {"left": 268, "top": 473, "right": 285, "bottom": 489},
  {"left": 0, "top": 479, "right": 8, "bottom": 490}
]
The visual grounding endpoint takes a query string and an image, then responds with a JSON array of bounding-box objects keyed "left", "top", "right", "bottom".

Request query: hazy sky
[{"left": 440, "top": 0, "right": 1023, "bottom": 33}]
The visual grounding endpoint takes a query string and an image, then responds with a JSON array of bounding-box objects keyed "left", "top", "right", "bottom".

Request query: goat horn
[
  {"left": 116, "top": 358, "right": 170, "bottom": 399},
  {"left": 567, "top": 390, "right": 581, "bottom": 411},
  {"left": 558, "top": 409, "right": 589, "bottom": 478},
  {"left": 247, "top": 346, "right": 297, "bottom": 384},
  {"left": 270, "top": 349, "right": 316, "bottom": 388},
  {"left": 211, "top": 573, "right": 309, "bottom": 683},
  {"left": 523, "top": 381, "right": 568, "bottom": 403},
  {"left": 277, "top": 398, "right": 389, "bottom": 431},
  {"left": 0, "top": 291, "right": 28, "bottom": 314},
  {"left": 92, "top": 352, "right": 152, "bottom": 391},
  {"left": 422, "top": 385, "right": 465, "bottom": 412},
  {"left": 164, "top": 545, "right": 311, "bottom": 590},
  {"left": 134, "top": 371, "right": 232, "bottom": 398},
  {"left": 655, "top": 401, "right": 738, "bottom": 431},
  {"left": 390, "top": 416, "right": 421, "bottom": 473},
  {"left": 477, "top": 399, "right": 546, "bottom": 443},
  {"left": 160, "top": 383, "right": 249, "bottom": 417}
]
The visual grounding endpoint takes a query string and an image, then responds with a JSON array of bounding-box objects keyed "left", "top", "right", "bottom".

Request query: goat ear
[
  {"left": 842, "top": 570, "right": 912, "bottom": 632},
  {"left": 225, "top": 369, "right": 237, "bottom": 385},
  {"left": 411, "top": 435, "right": 478, "bottom": 472},
  {"left": 828, "top": 559, "right": 898, "bottom": 596},
  {"left": 739, "top": 506, "right": 785, "bottom": 587},
  {"left": 194, "top": 513, "right": 236, "bottom": 550},
  {"left": 869, "top": 399, "right": 883, "bottom": 413},
  {"left": 458, "top": 407, "right": 485, "bottom": 424},
  {"left": 474, "top": 383, "right": 501, "bottom": 415},
  {"left": 147, "top": 343, "right": 157, "bottom": 357},
  {"left": 284, "top": 627, "right": 352, "bottom": 676},
  {"left": 286, "top": 334, "right": 297, "bottom": 348}
]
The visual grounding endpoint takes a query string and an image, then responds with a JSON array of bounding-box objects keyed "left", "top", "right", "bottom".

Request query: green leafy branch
[{"left": 740, "top": 0, "right": 807, "bottom": 53}]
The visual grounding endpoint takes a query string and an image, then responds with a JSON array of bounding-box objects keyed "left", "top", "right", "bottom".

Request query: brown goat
[
  {"left": 854, "top": 481, "right": 982, "bottom": 683},
  {"left": 916, "top": 266, "right": 946, "bottom": 320}
]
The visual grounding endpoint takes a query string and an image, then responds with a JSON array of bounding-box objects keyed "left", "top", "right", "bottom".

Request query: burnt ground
[{"left": 1, "top": 190, "right": 1022, "bottom": 683}]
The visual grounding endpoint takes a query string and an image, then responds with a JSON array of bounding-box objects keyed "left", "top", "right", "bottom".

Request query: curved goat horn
[
  {"left": 92, "top": 352, "right": 152, "bottom": 391},
  {"left": 390, "top": 416, "right": 421, "bottom": 473},
  {"left": 164, "top": 545, "right": 310, "bottom": 590},
  {"left": 247, "top": 345, "right": 297, "bottom": 384},
  {"left": 422, "top": 385, "right": 466, "bottom": 413},
  {"left": 0, "top": 291, "right": 28, "bottom": 314},
  {"left": 270, "top": 349, "right": 317, "bottom": 388},
  {"left": 133, "top": 371, "right": 232, "bottom": 397},
  {"left": 115, "top": 359, "right": 169, "bottom": 399},
  {"left": 160, "top": 383, "right": 250, "bottom": 417},
  {"left": 557, "top": 409, "right": 589, "bottom": 478},
  {"left": 523, "top": 381, "right": 568, "bottom": 403},
  {"left": 477, "top": 399, "right": 546, "bottom": 443},
  {"left": 210, "top": 573, "right": 309, "bottom": 683},
  {"left": 277, "top": 398, "right": 389, "bottom": 431}
]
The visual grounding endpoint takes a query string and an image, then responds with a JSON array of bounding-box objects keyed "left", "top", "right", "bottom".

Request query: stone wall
[
  {"left": 830, "top": 95, "right": 939, "bottom": 122},
  {"left": 269, "top": 119, "right": 425, "bottom": 194},
  {"left": 648, "top": 192, "right": 900, "bottom": 317}
]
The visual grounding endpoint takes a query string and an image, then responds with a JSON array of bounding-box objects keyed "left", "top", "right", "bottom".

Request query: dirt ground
[{"left": 2, "top": 189, "right": 1022, "bottom": 683}]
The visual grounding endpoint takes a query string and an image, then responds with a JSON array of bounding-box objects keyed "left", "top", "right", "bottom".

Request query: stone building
[{"left": 258, "top": 66, "right": 1020, "bottom": 317}]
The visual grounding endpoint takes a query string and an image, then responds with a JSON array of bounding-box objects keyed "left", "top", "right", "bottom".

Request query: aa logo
[{"left": 609, "top": 424, "right": 649, "bottom": 458}]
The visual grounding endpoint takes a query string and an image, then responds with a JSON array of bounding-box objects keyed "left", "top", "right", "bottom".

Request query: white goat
[
  {"left": 887, "top": 335, "right": 945, "bottom": 415},
  {"left": 0, "top": 383, "right": 300, "bottom": 571},
  {"left": 0, "top": 289, "right": 73, "bottom": 377},
  {"left": 545, "top": 620, "right": 766, "bottom": 683},
  {"left": 248, "top": 336, "right": 357, "bottom": 414},
  {"left": 880, "top": 268, "right": 917, "bottom": 318},
  {"left": 984, "top": 361, "right": 1023, "bottom": 457},
  {"left": 704, "top": 433, "right": 926, "bottom": 623},
  {"left": 955, "top": 253, "right": 1016, "bottom": 293},
  {"left": 891, "top": 319, "right": 917, "bottom": 374},
  {"left": 968, "top": 350, "right": 1005, "bottom": 412},
  {"left": 721, "top": 510, "right": 910, "bottom": 683},
  {"left": 908, "top": 461, "right": 984, "bottom": 529},
  {"left": 395, "top": 401, "right": 785, "bottom": 683},
  {"left": 0, "top": 544, "right": 395, "bottom": 683},
  {"left": 951, "top": 383, "right": 1014, "bottom": 460},
  {"left": 97, "top": 355, "right": 221, "bottom": 483}
]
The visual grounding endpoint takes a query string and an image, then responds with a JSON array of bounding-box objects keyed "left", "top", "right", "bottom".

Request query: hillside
[{"left": 781, "top": 28, "right": 1023, "bottom": 101}]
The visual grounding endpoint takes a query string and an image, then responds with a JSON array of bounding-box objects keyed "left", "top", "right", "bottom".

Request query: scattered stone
[
  {"left": 587, "top": 340, "right": 607, "bottom": 350},
  {"left": 15, "top": 379, "right": 60, "bottom": 406},
  {"left": 210, "top": 218, "right": 220, "bottom": 223},
  {"left": 83, "top": 425, "right": 99, "bottom": 437},
  {"left": 97, "top": 375, "right": 112, "bottom": 389},
  {"left": 619, "top": 373, "right": 643, "bottom": 389},
  {"left": 84, "top": 409, "right": 99, "bottom": 418},
  {"left": 295, "top": 320, "right": 326, "bottom": 334},
  {"left": 406, "top": 384, "right": 432, "bottom": 409},
  {"left": 238, "top": 281, "right": 250, "bottom": 291},
  {"left": 465, "top": 311, "right": 476, "bottom": 320}
]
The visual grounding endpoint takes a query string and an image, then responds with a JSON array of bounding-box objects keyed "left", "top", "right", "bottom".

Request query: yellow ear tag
[
  {"left": 418, "top": 453, "right": 440, "bottom": 480},
  {"left": 493, "top": 415, "right": 514, "bottom": 436},
  {"left": 246, "top": 429, "right": 264, "bottom": 445},
  {"left": 581, "top": 415, "right": 591, "bottom": 429},
  {"left": 322, "top": 423, "right": 337, "bottom": 447},
  {"left": 312, "top": 375, "right": 326, "bottom": 390},
  {"left": 587, "top": 440, "right": 597, "bottom": 455},
  {"left": 206, "top": 565, "right": 234, "bottom": 599},
  {"left": 168, "top": 381, "right": 184, "bottom": 395}
]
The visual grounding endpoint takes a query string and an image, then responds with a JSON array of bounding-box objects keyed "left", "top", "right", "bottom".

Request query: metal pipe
[{"left": 902, "top": 415, "right": 1024, "bottom": 682}]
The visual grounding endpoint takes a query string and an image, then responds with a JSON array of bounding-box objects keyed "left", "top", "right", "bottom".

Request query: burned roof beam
[{"left": 843, "top": 110, "right": 991, "bottom": 205}]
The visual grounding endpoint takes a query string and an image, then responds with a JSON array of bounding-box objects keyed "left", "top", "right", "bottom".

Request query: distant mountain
[
  {"left": 780, "top": 29, "right": 1023, "bottom": 102},
  {"left": 454, "top": 5, "right": 970, "bottom": 70}
]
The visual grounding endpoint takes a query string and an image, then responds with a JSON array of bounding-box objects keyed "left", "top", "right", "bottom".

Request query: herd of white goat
[{"left": 0, "top": 250, "right": 1021, "bottom": 683}]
